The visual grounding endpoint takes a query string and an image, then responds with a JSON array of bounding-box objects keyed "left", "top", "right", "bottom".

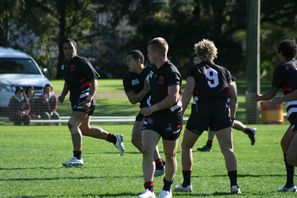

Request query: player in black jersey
[
  {"left": 123, "top": 50, "right": 165, "bottom": 177},
  {"left": 137, "top": 38, "right": 182, "bottom": 198},
  {"left": 174, "top": 39, "right": 241, "bottom": 194},
  {"left": 257, "top": 39, "right": 297, "bottom": 192},
  {"left": 193, "top": 53, "right": 256, "bottom": 151},
  {"left": 59, "top": 39, "right": 125, "bottom": 167}
]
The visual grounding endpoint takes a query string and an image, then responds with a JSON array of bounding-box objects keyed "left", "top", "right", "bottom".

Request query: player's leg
[
  {"left": 174, "top": 128, "right": 199, "bottom": 192},
  {"left": 62, "top": 111, "right": 86, "bottom": 167},
  {"left": 79, "top": 116, "right": 125, "bottom": 156},
  {"left": 278, "top": 126, "right": 296, "bottom": 192},
  {"left": 233, "top": 120, "right": 256, "bottom": 145},
  {"left": 287, "top": 132, "right": 297, "bottom": 166},
  {"left": 158, "top": 138, "right": 179, "bottom": 197},
  {"left": 140, "top": 129, "right": 160, "bottom": 195},
  {"left": 216, "top": 127, "right": 241, "bottom": 194},
  {"left": 132, "top": 119, "right": 165, "bottom": 177},
  {"left": 153, "top": 146, "right": 166, "bottom": 177},
  {"left": 132, "top": 120, "right": 143, "bottom": 152},
  {"left": 197, "top": 130, "right": 214, "bottom": 152}
]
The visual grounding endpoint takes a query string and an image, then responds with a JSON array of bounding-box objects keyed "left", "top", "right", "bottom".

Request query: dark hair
[
  {"left": 44, "top": 84, "right": 53, "bottom": 91},
  {"left": 127, "top": 50, "right": 145, "bottom": 64},
  {"left": 25, "top": 86, "right": 34, "bottom": 95},
  {"left": 278, "top": 40, "right": 297, "bottom": 59},
  {"left": 15, "top": 86, "right": 24, "bottom": 94},
  {"left": 64, "top": 38, "right": 77, "bottom": 49}
]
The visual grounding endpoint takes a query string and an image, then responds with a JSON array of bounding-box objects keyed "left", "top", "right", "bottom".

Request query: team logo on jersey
[
  {"left": 131, "top": 79, "right": 140, "bottom": 86},
  {"left": 69, "top": 64, "right": 76, "bottom": 71},
  {"left": 173, "top": 124, "right": 182, "bottom": 134},
  {"left": 158, "top": 76, "right": 165, "bottom": 85}
]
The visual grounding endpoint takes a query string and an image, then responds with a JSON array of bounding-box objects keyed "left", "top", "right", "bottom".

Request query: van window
[{"left": 0, "top": 58, "right": 41, "bottom": 74}]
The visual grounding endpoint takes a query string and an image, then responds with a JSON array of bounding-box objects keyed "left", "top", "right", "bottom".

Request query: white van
[{"left": 0, "top": 47, "right": 51, "bottom": 110}]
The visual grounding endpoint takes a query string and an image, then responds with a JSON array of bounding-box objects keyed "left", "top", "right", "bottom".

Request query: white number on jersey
[{"left": 205, "top": 68, "right": 219, "bottom": 88}]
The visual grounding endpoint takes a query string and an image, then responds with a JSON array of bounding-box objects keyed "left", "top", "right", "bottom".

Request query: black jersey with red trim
[
  {"left": 148, "top": 60, "right": 182, "bottom": 113},
  {"left": 187, "top": 61, "right": 232, "bottom": 102},
  {"left": 272, "top": 60, "right": 297, "bottom": 95},
  {"left": 123, "top": 67, "right": 151, "bottom": 108},
  {"left": 63, "top": 56, "right": 100, "bottom": 104}
]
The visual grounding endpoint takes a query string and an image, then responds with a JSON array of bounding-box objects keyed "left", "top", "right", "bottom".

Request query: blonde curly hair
[{"left": 194, "top": 39, "right": 218, "bottom": 62}]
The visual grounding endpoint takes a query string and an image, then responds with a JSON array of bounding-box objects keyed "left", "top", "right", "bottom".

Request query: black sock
[
  {"left": 206, "top": 140, "right": 213, "bottom": 148},
  {"left": 106, "top": 134, "right": 117, "bottom": 144},
  {"left": 144, "top": 181, "right": 154, "bottom": 192},
  {"left": 182, "top": 170, "right": 192, "bottom": 187},
  {"left": 73, "top": 150, "right": 82, "bottom": 159},
  {"left": 155, "top": 158, "right": 164, "bottom": 169},
  {"left": 228, "top": 170, "right": 238, "bottom": 187},
  {"left": 284, "top": 154, "right": 295, "bottom": 187},
  {"left": 162, "top": 178, "right": 173, "bottom": 191}
]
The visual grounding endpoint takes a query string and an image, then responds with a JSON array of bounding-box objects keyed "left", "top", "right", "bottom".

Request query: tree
[{"left": 0, "top": 0, "right": 24, "bottom": 46}]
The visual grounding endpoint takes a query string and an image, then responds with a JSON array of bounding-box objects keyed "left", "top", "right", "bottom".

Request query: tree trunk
[{"left": 56, "top": 0, "right": 66, "bottom": 79}]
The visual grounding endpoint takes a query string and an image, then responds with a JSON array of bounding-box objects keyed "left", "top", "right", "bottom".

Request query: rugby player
[
  {"left": 256, "top": 39, "right": 297, "bottom": 192},
  {"left": 174, "top": 39, "right": 241, "bottom": 194},
  {"left": 137, "top": 37, "right": 182, "bottom": 198},
  {"left": 59, "top": 39, "right": 125, "bottom": 167},
  {"left": 123, "top": 50, "right": 165, "bottom": 177}
]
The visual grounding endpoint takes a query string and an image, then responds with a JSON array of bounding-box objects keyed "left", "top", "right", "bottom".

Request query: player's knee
[
  {"left": 164, "top": 153, "right": 176, "bottom": 163},
  {"left": 181, "top": 141, "right": 192, "bottom": 150},
  {"left": 67, "top": 121, "right": 73, "bottom": 130},
  {"left": 287, "top": 153, "right": 297, "bottom": 166},
  {"left": 131, "top": 136, "right": 140, "bottom": 146},
  {"left": 68, "top": 121, "right": 79, "bottom": 134},
  {"left": 142, "top": 145, "right": 154, "bottom": 156},
  {"left": 80, "top": 125, "right": 90, "bottom": 135}
]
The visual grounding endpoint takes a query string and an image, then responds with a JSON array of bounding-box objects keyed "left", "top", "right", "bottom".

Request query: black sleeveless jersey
[
  {"left": 272, "top": 60, "right": 297, "bottom": 95},
  {"left": 63, "top": 56, "right": 100, "bottom": 104},
  {"left": 186, "top": 61, "right": 232, "bottom": 102},
  {"left": 123, "top": 67, "right": 151, "bottom": 108}
]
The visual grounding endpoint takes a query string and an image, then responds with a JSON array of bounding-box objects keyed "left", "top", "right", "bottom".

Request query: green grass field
[{"left": 1, "top": 124, "right": 296, "bottom": 197}]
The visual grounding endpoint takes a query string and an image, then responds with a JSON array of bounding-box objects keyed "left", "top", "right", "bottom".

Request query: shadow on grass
[
  {"left": 14, "top": 196, "right": 49, "bottom": 198},
  {"left": 207, "top": 174, "right": 284, "bottom": 178},
  {"left": 175, "top": 191, "right": 232, "bottom": 196},
  {"left": 0, "top": 175, "right": 142, "bottom": 182},
  {"left": 90, "top": 151, "right": 141, "bottom": 155},
  {"left": 83, "top": 192, "right": 136, "bottom": 197},
  {"left": 0, "top": 167, "right": 61, "bottom": 171}
]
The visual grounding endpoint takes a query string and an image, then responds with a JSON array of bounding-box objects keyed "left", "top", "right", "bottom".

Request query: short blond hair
[
  {"left": 148, "top": 37, "right": 169, "bottom": 55},
  {"left": 194, "top": 39, "right": 217, "bottom": 62}
]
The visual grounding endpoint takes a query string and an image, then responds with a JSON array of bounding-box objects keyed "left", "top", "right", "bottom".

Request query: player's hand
[
  {"left": 271, "top": 96, "right": 284, "bottom": 105},
  {"left": 81, "top": 100, "right": 91, "bottom": 110},
  {"left": 255, "top": 93, "right": 262, "bottom": 101},
  {"left": 58, "top": 95, "right": 65, "bottom": 103},
  {"left": 143, "top": 80, "right": 150, "bottom": 93},
  {"left": 140, "top": 107, "right": 153, "bottom": 116},
  {"left": 230, "top": 118, "right": 235, "bottom": 127}
]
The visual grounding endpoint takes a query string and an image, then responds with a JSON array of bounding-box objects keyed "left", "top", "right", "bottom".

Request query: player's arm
[
  {"left": 272, "top": 89, "right": 297, "bottom": 104},
  {"left": 228, "top": 81, "right": 238, "bottom": 121},
  {"left": 256, "top": 87, "right": 278, "bottom": 101},
  {"left": 151, "top": 84, "right": 180, "bottom": 112},
  {"left": 125, "top": 81, "right": 149, "bottom": 104},
  {"left": 182, "top": 76, "right": 195, "bottom": 115},
  {"left": 140, "top": 84, "right": 180, "bottom": 116},
  {"left": 81, "top": 79, "right": 97, "bottom": 110},
  {"left": 86, "top": 79, "right": 97, "bottom": 102},
  {"left": 58, "top": 82, "right": 69, "bottom": 103},
  {"left": 257, "top": 66, "right": 282, "bottom": 101}
]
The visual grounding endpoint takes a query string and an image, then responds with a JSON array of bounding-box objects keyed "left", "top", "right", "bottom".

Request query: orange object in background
[{"left": 261, "top": 101, "right": 284, "bottom": 124}]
